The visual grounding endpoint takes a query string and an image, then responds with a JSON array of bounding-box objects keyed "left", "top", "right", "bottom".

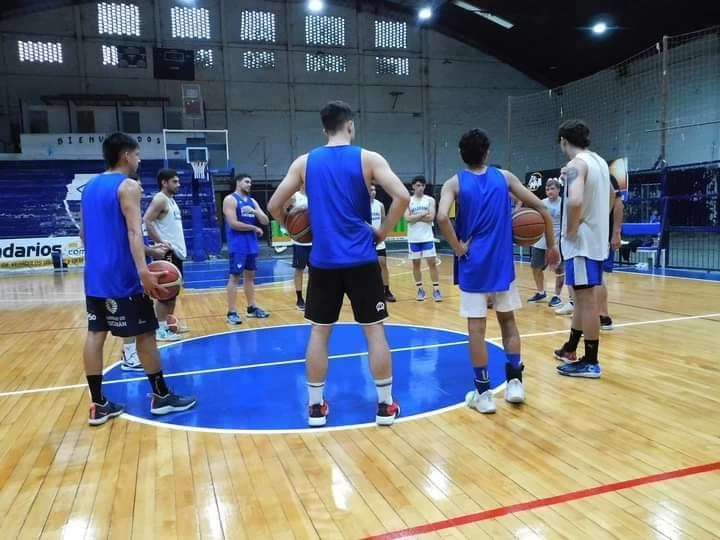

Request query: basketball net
[{"left": 191, "top": 160, "right": 207, "bottom": 180}]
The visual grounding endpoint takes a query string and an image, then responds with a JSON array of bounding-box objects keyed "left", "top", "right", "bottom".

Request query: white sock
[
  {"left": 375, "top": 377, "right": 393, "bottom": 405},
  {"left": 308, "top": 382, "right": 325, "bottom": 406},
  {"left": 123, "top": 342, "right": 137, "bottom": 356}
]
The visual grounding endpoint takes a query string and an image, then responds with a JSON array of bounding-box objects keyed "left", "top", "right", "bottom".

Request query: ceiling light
[
  {"left": 452, "top": 1, "right": 514, "bottom": 30},
  {"left": 418, "top": 7, "right": 432, "bottom": 21},
  {"left": 307, "top": 0, "right": 324, "bottom": 13},
  {"left": 592, "top": 22, "right": 608, "bottom": 35}
]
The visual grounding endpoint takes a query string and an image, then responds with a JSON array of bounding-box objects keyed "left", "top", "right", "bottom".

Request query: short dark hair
[
  {"left": 412, "top": 176, "right": 426, "bottom": 186},
  {"left": 320, "top": 101, "right": 354, "bottom": 134},
  {"left": 156, "top": 168, "right": 178, "bottom": 190},
  {"left": 102, "top": 132, "right": 139, "bottom": 169},
  {"left": 458, "top": 129, "right": 490, "bottom": 167},
  {"left": 558, "top": 119, "right": 590, "bottom": 148},
  {"left": 232, "top": 173, "right": 251, "bottom": 190}
]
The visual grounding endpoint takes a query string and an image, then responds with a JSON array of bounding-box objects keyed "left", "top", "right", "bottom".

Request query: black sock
[
  {"left": 566, "top": 328, "right": 583, "bottom": 352},
  {"left": 86, "top": 375, "right": 104, "bottom": 404},
  {"left": 432, "top": 282, "right": 440, "bottom": 290},
  {"left": 584, "top": 339, "right": 599, "bottom": 364},
  {"left": 147, "top": 371, "right": 170, "bottom": 397},
  {"left": 296, "top": 290, "right": 303, "bottom": 302}
]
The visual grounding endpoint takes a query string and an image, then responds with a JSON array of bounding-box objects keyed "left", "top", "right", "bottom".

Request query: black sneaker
[
  {"left": 600, "top": 315, "right": 614, "bottom": 331},
  {"left": 296, "top": 299, "right": 306, "bottom": 311},
  {"left": 376, "top": 401, "right": 401, "bottom": 426},
  {"left": 308, "top": 400, "right": 329, "bottom": 427},
  {"left": 247, "top": 305, "right": 270, "bottom": 318},
  {"left": 385, "top": 291, "right": 397, "bottom": 303},
  {"left": 88, "top": 400, "right": 125, "bottom": 426},
  {"left": 150, "top": 392, "right": 198, "bottom": 415}
]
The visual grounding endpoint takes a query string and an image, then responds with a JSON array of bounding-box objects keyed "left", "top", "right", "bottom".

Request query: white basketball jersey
[
  {"left": 155, "top": 193, "right": 187, "bottom": 260},
  {"left": 291, "top": 191, "right": 311, "bottom": 246},
  {"left": 371, "top": 199, "right": 386, "bottom": 250},
  {"left": 407, "top": 195, "right": 435, "bottom": 243},
  {"left": 560, "top": 151, "right": 611, "bottom": 261}
]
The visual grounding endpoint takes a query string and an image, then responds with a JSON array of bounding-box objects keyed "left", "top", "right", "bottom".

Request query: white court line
[{"left": 1, "top": 313, "right": 718, "bottom": 400}]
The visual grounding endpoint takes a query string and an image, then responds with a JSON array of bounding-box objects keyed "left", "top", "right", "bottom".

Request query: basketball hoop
[{"left": 191, "top": 160, "right": 207, "bottom": 180}]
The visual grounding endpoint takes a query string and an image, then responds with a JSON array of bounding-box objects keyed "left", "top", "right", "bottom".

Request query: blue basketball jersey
[
  {"left": 82, "top": 172, "right": 143, "bottom": 298},
  {"left": 455, "top": 167, "right": 515, "bottom": 292},
  {"left": 226, "top": 193, "right": 259, "bottom": 255},
  {"left": 305, "top": 145, "right": 376, "bottom": 269}
]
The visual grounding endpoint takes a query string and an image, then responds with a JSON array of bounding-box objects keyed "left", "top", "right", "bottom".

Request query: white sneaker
[
  {"left": 505, "top": 379, "right": 525, "bottom": 404},
  {"left": 465, "top": 389, "right": 496, "bottom": 414},
  {"left": 120, "top": 350, "right": 143, "bottom": 372},
  {"left": 156, "top": 327, "right": 182, "bottom": 342},
  {"left": 554, "top": 302, "right": 575, "bottom": 315}
]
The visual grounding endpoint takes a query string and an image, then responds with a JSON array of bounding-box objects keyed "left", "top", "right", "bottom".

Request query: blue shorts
[
  {"left": 408, "top": 241, "right": 436, "bottom": 260},
  {"left": 229, "top": 252, "right": 258, "bottom": 275},
  {"left": 565, "top": 257, "right": 603, "bottom": 289},
  {"left": 603, "top": 249, "right": 615, "bottom": 273}
]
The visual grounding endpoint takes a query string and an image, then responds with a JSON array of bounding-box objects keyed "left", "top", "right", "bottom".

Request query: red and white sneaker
[
  {"left": 376, "top": 401, "right": 400, "bottom": 426},
  {"left": 553, "top": 346, "right": 578, "bottom": 362},
  {"left": 308, "top": 401, "right": 329, "bottom": 427}
]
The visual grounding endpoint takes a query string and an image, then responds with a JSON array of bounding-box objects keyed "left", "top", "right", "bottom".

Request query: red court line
[{"left": 364, "top": 461, "right": 720, "bottom": 540}]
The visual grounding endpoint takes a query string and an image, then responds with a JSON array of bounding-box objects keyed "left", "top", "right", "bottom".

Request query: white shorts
[
  {"left": 459, "top": 282, "right": 522, "bottom": 318},
  {"left": 408, "top": 241, "right": 437, "bottom": 260}
]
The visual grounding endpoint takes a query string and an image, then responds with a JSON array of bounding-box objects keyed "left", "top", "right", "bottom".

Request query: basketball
[
  {"left": 512, "top": 208, "right": 545, "bottom": 246},
  {"left": 147, "top": 260, "right": 183, "bottom": 300},
  {"left": 285, "top": 207, "right": 312, "bottom": 243}
]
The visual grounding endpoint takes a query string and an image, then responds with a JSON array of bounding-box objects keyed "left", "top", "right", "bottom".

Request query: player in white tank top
[
  {"left": 370, "top": 185, "right": 396, "bottom": 302},
  {"left": 554, "top": 120, "right": 614, "bottom": 380},
  {"left": 404, "top": 177, "right": 441, "bottom": 302}
]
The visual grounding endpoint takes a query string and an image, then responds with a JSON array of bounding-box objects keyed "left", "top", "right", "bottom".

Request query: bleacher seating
[{"left": 619, "top": 222, "right": 666, "bottom": 268}]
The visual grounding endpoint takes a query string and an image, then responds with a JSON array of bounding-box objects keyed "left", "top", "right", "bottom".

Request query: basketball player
[
  {"left": 224, "top": 174, "right": 270, "bottom": 323},
  {"left": 553, "top": 120, "right": 613, "bottom": 378},
  {"left": 267, "top": 100, "right": 410, "bottom": 427},
  {"left": 597, "top": 174, "right": 624, "bottom": 331},
  {"left": 406, "top": 176, "right": 442, "bottom": 301},
  {"left": 143, "top": 168, "right": 187, "bottom": 341},
  {"left": 287, "top": 188, "right": 311, "bottom": 311},
  {"left": 81, "top": 132, "right": 197, "bottom": 425},
  {"left": 371, "top": 185, "right": 396, "bottom": 302},
  {"left": 528, "top": 178, "right": 563, "bottom": 307},
  {"left": 437, "top": 128, "right": 560, "bottom": 413}
]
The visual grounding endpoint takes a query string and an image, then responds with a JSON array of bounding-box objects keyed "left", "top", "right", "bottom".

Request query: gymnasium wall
[{"left": 0, "top": 0, "right": 543, "bottom": 181}]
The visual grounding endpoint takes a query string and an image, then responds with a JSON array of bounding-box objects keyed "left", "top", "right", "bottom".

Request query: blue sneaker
[
  {"left": 88, "top": 400, "right": 125, "bottom": 426},
  {"left": 247, "top": 305, "right": 270, "bottom": 318},
  {"left": 150, "top": 392, "right": 198, "bottom": 415},
  {"left": 416, "top": 288, "right": 426, "bottom": 301},
  {"left": 227, "top": 311, "right": 242, "bottom": 325},
  {"left": 433, "top": 289, "right": 443, "bottom": 302},
  {"left": 557, "top": 359, "right": 602, "bottom": 378},
  {"left": 527, "top": 292, "right": 547, "bottom": 303},
  {"left": 548, "top": 295, "right": 562, "bottom": 308}
]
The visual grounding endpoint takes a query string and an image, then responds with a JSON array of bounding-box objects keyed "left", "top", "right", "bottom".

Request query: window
[
  {"left": 305, "top": 53, "right": 346, "bottom": 73},
  {"left": 243, "top": 51, "right": 275, "bottom": 70},
  {"left": 305, "top": 15, "right": 345, "bottom": 46},
  {"left": 76, "top": 111, "right": 96, "bottom": 133},
  {"left": 241, "top": 10, "right": 276, "bottom": 42},
  {"left": 29, "top": 110, "right": 49, "bottom": 134},
  {"left": 102, "top": 45, "right": 118, "bottom": 66},
  {"left": 376, "top": 56, "right": 409, "bottom": 76},
  {"left": 171, "top": 7, "right": 211, "bottom": 39},
  {"left": 122, "top": 111, "right": 140, "bottom": 133},
  {"left": 18, "top": 41, "right": 63, "bottom": 64},
  {"left": 195, "top": 49, "right": 214, "bottom": 68},
  {"left": 375, "top": 21, "right": 407, "bottom": 49},
  {"left": 97, "top": 2, "right": 140, "bottom": 36}
]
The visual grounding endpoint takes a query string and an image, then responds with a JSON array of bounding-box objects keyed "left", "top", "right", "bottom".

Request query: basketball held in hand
[
  {"left": 147, "top": 260, "right": 183, "bottom": 300},
  {"left": 512, "top": 208, "right": 545, "bottom": 247},
  {"left": 285, "top": 207, "right": 312, "bottom": 244}
]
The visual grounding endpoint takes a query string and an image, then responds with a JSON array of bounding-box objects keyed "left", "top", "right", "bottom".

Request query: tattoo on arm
[{"left": 565, "top": 167, "right": 579, "bottom": 186}]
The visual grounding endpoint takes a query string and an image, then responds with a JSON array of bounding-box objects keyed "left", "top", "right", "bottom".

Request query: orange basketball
[
  {"left": 285, "top": 207, "right": 312, "bottom": 244},
  {"left": 147, "top": 260, "right": 182, "bottom": 301},
  {"left": 512, "top": 208, "right": 545, "bottom": 247}
]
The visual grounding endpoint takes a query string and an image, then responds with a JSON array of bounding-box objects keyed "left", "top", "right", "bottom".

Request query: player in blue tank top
[
  {"left": 268, "top": 100, "right": 410, "bottom": 428},
  {"left": 437, "top": 128, "right": 560, "bottom": 415},
  {"left": 222, "top": 174, "right": 270, "bottom": 323},
  {"left": 81, "top": 133, "right": 197, "bottom": 426}
]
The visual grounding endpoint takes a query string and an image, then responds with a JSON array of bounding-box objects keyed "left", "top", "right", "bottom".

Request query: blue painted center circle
[{"left": 103, "top": 323, "right": 508, "bottom": 431}]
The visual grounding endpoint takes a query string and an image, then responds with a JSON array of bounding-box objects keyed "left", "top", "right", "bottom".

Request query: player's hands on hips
[
  {"left": 140, "top": 267, "right": 166, "bottom": 298},
  {"left": 255, "top": 226, "right": 264, "bottom": 237},
  {"left": 546, "top": 245, "right": 561, "bottom": 269}
]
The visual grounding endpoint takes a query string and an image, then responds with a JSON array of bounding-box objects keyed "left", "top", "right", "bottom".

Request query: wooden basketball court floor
[{"left": 0, "top": 255, "right": 719, "bottom": 539}]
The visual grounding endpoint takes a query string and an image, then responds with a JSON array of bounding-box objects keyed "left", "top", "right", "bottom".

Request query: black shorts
[
  {"left": 305, "top": 262, "right": 388, "bottom": 325},
  {"left": 157, "top": 251, "right": 184, "bottom": 302},
  {"left": 530, "top": 247, "right": 547, "bottom": 270},
  {"left": 376, "top": 248, "right": 387, "bottom": 258},
  {"left": 86, "top": 294, "right": 159, "bottom": 337},
  {"left": 292, "top": 244, "right": 311, "bottom": 270}
]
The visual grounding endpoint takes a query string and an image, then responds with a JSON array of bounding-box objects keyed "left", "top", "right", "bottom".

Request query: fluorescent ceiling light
[
  {"left": 453, "top": 0, "right": 514, "bottom": 29},
  {"left": 592, "top": 22, "right": 608, "bottom": 34},
  {"left": 418, "top": 7, "right": 433, "bottom": 21}
]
